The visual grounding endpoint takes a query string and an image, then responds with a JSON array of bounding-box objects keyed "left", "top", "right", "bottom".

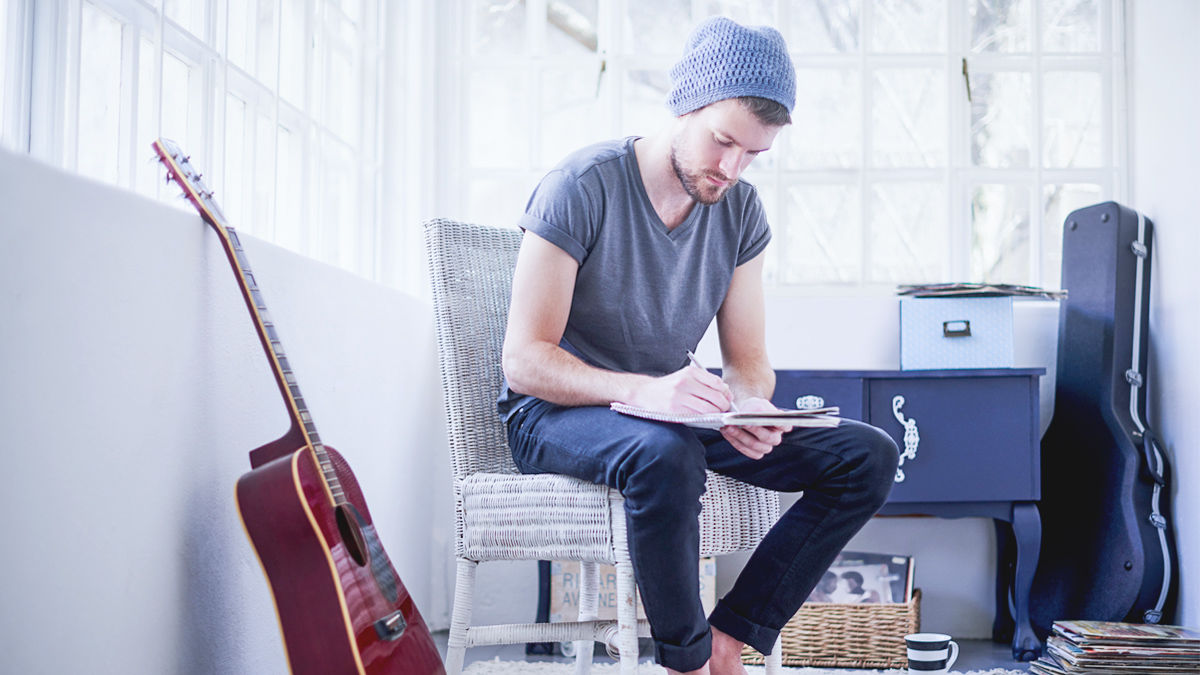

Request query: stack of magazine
[{"left": 1030, "top": 620, "right": 1200, "bottom": 674}]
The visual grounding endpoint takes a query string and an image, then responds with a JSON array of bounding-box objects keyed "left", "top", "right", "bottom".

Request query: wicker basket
[{"left": 741, "top": 589, "right": 921, "bottom": 669}]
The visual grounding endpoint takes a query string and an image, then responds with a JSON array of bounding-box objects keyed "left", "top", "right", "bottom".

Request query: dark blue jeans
[{"left": 506, "top": 399, "right": 899, "bottom": 672}]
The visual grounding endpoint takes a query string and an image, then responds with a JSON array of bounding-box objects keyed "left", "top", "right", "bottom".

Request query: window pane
[
  {"left": 336, "top": 0, "right": 362, "bottom": 24},
  {"left": 468, "top": 69, "right": 529, "bottom": 169},
  {"left": 624, "top": 0, "right": 690, "bottom": 55},
  {"left": 540, "top": 67, "right": 604, "bottom": 168},
  {"left": 253, "top": 113, "right": 275, "bottom": 238},
  {"left": 161, "top": 50, "right": 202, "bottom": 164},
  {"left": 779, "top": 184, "right": 863, "bottom": 284},
  {"left": 77, "top": 2, "right": 124, "bottom": 185},
  {"left": 1042, "top": 0, "right": 1099, "bottom": 52},
  {"left": 970, "top": 0, "right": 1031, "bottom": 52},
  {"left": 275, "top": 124, "right": 303, "bottom": 251},
  {"left": 1043, "top": 71, "right": 1101, "bottom": 168},
  {"left": 702, "top": 1, "right": 776, "bottom": 27},
  {"left": 256, "top": 0, "right": 279, "bottom": 85},
  {"left": 867, "top": 182, "right": 946, "bottom": 283},
  {"left": 227, "top": 0, "right": 251, "bottom": 71},
  {"left": 971, "top": 184, "right": 1031, "bottom": 283},
  {"left": 872, "top": 68, "right": 947, "bottom": 167},
  {"left": 163, "top": 0, "right": 205, "bottom": 39},
  {"left": 784, "top": 0, "right": 859, "bottom": 53},
  {"left": 871, "top": 0, "right": 945, "bottom": 53},
  {"left": 224, "top": 94, "right": 248, "bottom": 230},
  {"left": 547, "top": 0, "right": 598, "bottom": 56},
  {"left": 327, "top": 40, "right": 358, "bottom": 142},
  {"left": 1042, "top": 182, "right": 1100, "bottom": 288},
  {"left": 1, "top": 3, "right": 9, "bottom": 149},
  {"left": 471, "top": 0, "right": 526, "bottom": 56},
  {"left": 784, "top": 68, "right": 860, "bottom": 169},
  {"left": 136, "top": 38, "right": 160, "bottom": 200},
  {"left": 620, "top": 68, "right": 671, "bottom": 139},
  {"left": 319, "top": 140, "right": 358, "bottom": 269},
  {"left": 280, "top": 0, "right": 306, "bottom": 106},
  {"left": 970, "top": 71, "right": 1032, "bottom": 168},
  {"left": 468, "top": 175, "right": 537, "bottom": 229}
]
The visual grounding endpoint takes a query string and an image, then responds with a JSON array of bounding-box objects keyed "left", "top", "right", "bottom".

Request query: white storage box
[{"left": 900, "top": 296, "right": 1014, "bottom": 370}]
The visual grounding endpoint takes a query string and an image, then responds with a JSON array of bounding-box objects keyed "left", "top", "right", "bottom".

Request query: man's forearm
[
  {"left": 722, "top": 360, "right": 776, "bottom": 404},
  {"left": 503, "top": 341, "right": 650, "bottom": 407}
]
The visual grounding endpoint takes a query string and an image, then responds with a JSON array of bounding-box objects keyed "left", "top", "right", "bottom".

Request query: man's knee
[
  {"left": 620, "top": 424, "right": 708, "bottom": 505},
  {"left": 847, "top": 423, "right": 900, "bottom": 507}
]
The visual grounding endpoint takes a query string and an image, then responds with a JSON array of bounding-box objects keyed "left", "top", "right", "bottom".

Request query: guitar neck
[
  {"left": 218, "top": 228, "right": 347, "bottom": 504},
  {"left": 151, "top": 138, "right": 347, "bottom": 505}
]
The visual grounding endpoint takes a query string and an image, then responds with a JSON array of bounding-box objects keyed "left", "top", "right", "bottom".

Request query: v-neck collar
[{"left": 625, "top": 136, "right": 702, "bottom": 241}]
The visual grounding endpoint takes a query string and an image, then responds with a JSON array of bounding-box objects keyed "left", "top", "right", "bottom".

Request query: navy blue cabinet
[{"left": 774, "top": 368, "right": 1045, "bottom": 661}]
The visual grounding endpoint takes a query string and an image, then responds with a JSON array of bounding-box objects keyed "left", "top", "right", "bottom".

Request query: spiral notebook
[{"left": 609, "top": 402, "right": 841, "bottom": 430}]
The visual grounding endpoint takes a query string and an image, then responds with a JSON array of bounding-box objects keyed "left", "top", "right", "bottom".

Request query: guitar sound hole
[{"left": 335, "top": 504, "right": 369, "bottom": 567}]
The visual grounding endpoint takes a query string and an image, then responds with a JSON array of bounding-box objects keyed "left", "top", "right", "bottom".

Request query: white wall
[
  {"left": 1128, "top": 0, "right": 1200, "bottom": 629},
  {"left": 0, "top": 149, "right": 450, "bottom": 674}
]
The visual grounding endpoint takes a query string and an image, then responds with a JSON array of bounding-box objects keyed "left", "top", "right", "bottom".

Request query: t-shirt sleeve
[
  {"left": 736, "top": 187, "right": 772, "bottom": 266},
  {"left": 517, "top": 169, "right": 596, "bottom": 265}
]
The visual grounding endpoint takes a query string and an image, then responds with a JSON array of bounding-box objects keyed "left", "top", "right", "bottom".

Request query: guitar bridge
[{"left": 374, "top": 610, "right": 408, "bottom": 642}]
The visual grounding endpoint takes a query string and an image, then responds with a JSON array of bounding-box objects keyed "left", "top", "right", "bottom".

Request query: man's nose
[
  {"left": 719, "top": 148, "right": 746, "bottom": 180},
  {"left": 720, "top": 147, "right": 757, "bottom": 181}
]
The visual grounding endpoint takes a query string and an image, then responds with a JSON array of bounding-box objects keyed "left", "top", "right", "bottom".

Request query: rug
[{"left": 461, "top": 659, "right": 1028, "bottom": 675}]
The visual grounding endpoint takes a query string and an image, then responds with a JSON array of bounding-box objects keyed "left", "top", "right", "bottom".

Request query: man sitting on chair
[{"left": 499, "top": 16, "right": 899, "bottom": 675}]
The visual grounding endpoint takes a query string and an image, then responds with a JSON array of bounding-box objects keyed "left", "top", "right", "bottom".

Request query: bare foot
[{"left": 709, "top": 626, "right": 748, "bottom": 675}]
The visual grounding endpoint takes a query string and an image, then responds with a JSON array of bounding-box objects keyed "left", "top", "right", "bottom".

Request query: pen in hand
[{"left": 686, "top": 350, "right": 739, "bottom": 412}]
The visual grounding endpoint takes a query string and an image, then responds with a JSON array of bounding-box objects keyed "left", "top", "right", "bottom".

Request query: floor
[{"left": 431, "top": 630, "right": 1023, "bottom": 671}]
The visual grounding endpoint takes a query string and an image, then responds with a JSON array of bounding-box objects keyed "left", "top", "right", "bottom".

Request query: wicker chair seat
[{"left": 458, "top": 471, "right": 782, "bottom": 563}]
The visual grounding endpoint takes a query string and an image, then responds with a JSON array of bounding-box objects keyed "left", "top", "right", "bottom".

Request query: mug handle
[{"left": 945, "top": 641, "right": 959, "bottom": 670}]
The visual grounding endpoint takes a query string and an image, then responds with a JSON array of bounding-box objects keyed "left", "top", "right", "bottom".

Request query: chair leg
[
  {"left": 445, "top": 558, "right": 477, "bottom": 675},
  {"left": 614, "top": 558, "right": 639, "bottom": 674},
  {"left": 608, "top": 490, "right": 639, "bottom": 674},
  {"left": 764, "top": 635, "right": 783, "bottom": 674},
  {"left": 574, "top": 562, "right": 598, "bottom": 675}
]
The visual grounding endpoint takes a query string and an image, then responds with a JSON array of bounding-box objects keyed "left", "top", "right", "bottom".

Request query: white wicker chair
[{"left": 424, "top": 217, "right": 784, "bottom": 675}]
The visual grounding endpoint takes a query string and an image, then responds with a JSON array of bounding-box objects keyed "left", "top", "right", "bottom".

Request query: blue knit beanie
[{"left": 667, "top": 17, "right": 796, "bottom": 117}]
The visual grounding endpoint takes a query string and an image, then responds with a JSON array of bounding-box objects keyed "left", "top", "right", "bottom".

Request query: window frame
[{"left": 446, "top": 0, "right": 1128, "bottom": 294}]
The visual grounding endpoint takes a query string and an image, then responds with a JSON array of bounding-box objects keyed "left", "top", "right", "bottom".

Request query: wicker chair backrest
[{"left": 424, "top": 218, "right": 524, "bottom": 479}]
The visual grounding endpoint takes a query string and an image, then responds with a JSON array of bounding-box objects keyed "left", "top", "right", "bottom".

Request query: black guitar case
[{"left": 1030, "top": 201, "right": 1177, "bottom": 637}]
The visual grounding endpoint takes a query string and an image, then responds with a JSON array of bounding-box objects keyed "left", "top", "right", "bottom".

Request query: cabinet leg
[
  {"left": 992, "top": 519, "right": 1016, "bottom": 644},
  {"left": 1010, "top": 502, "right": 1043, "bottom": 661}
]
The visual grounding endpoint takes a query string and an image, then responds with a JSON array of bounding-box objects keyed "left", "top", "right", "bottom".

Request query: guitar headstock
[{"left": 151, "top": 138, "right": 229, "bottom": 232}]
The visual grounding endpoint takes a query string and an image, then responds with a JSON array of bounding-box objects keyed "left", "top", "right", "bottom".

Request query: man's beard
[{"left": 669, "top": 142, "right": 731, "bottom": 206}]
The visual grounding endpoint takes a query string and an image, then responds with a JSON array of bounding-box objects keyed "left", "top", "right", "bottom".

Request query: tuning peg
[{"left": 164, "top": 170, "right": 174, "bottom": 184}]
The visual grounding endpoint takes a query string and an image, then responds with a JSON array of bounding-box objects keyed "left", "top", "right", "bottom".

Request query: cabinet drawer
[
  {"left": 773, "top": 371, "right": 864, "bottom": 421},
  {"left": 868, "top": 376, "right": 1039, "bottom": 503}
]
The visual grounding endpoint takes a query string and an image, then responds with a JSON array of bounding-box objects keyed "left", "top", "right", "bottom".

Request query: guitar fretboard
[{"left": 225, "top": 226, "right": 347, "bottom": 505}]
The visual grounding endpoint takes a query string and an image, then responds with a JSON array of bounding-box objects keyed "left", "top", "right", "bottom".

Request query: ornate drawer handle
[
  {"left": 795, "top": 395, "right": 825, "bottom": 410},
  {"left": 892, "top": 395, "right": 920, "bottom": 483}
]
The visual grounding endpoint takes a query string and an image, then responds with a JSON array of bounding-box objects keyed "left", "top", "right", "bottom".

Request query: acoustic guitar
[{"left": 153, "top": 138, "right": 445, "bottom": 675}]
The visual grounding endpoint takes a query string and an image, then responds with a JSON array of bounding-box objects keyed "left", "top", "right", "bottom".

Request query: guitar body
[{"left": 237, "top": 438, "right": 445, "bottom": 675}]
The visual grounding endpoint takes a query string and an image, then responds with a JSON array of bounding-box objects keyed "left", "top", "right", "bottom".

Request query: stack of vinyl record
[{"left": 1030, "top": 620, "right": 1200, "bottom": 674}]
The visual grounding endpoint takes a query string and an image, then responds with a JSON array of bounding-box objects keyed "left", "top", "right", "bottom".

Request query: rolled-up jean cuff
[
  {"left": 708, "top": 601, "right": 778, "bottom": 657},
  {"left": 654, "top": 628, "right": 712, "bottom": 672}
]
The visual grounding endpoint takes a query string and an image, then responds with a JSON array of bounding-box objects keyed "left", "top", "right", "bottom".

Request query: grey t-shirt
[{"left": 498, "top": 136, "right": 771, "bottom": 419}]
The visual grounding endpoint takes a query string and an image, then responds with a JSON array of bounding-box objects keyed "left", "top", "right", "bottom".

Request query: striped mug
[{"left": 905, "top": 632, "right": 959, "bottom": 674}]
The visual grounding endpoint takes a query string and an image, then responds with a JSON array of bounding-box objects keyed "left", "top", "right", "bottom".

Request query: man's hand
[
  {"left": 621, "top": 365, "right": 734, "bottom": 415},
  {"left": 720, "top": 396, "right": 792, "bottom": 460}
]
